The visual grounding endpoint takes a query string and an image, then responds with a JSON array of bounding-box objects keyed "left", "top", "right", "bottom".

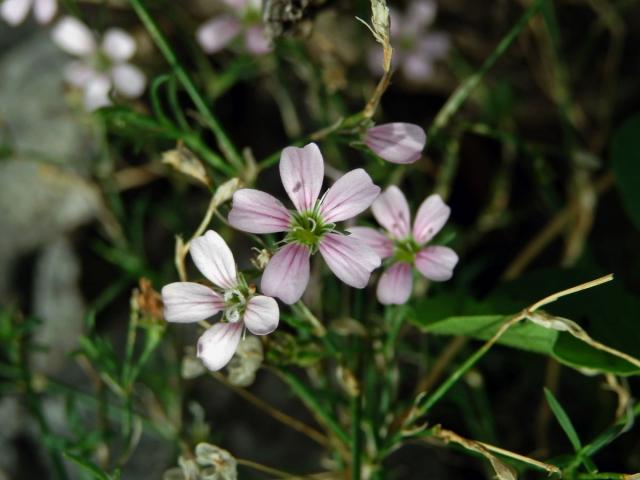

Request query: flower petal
[
  {"left": 376, "top": 262, "right": 412, "bottom": 305},
  {"left": 348, "top": 226, "right": 393, "bottom": 259},
  {"left": 101, "top": 28, "right": 136, "bottom": 62},
  {"left": 371, "top": 185, "right": 412, "bottom": 239},
  {"left": 51, "top": 16, "right": 96, "bottom": 57},
  {"left": 228, "top": 189, "right": 291, "bottom": 233},
  {"left": 162, "top": 282, "right": 224, "bottom": 323},
  {"left": 1, "top": 0, "right": 31, "bottom": 26},
  {"left": 196, "top": 15, "right": 241, "bottom": 54},
  {"left": 33, "top": 0, "right": 56, "bottom": 24},
  {"left": 197, "top": 322, "right": 243, "bottom": 371},
  {"left": 244, "top": 26, "right": 271, "bottom": 55},
  {"left": 401, "top": 55, "right": 434, "bottom": 84},
  {"left": 412, "top": 194, "right": 450, "bottom": 244},
  {"left": 320, "top": 169, "right": 380, "bottom": 223},
  {"left": 319, "top": 233, "right": 381, "bottom": 288},
  {"left": 190, "top": 230, "right": 237, "bottom": 289},
  {"left": 111, "top": 63, "right": 146, "bottom": 98},
  {"left": 280, "top": 143, "right": 324, "bottom": 213},
  {"left": 83, "top": 75, "right": 112, "bottom": 111},
  {"left": 243, "top": 295, "right": 279, "bottom": 335},
  {"left": 64, "top": 61, "right": 97, "bottom": 87},
  {"left": 405, "top": 0, "right": 437, "bottom": 33},
  {"left": 415, "top": 246, "right": 458, "bottom": 281},
  {"left": 365, "top": 123, "right": 426, "bottom": 165},
  {"left": 261, "top": 243, "right": 310, "bottom": 305}
]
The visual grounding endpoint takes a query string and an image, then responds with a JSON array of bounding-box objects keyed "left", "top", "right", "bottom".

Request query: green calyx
[
  {"left": 393, "top": 237, "right": 421, "bottom": 264},
  {"left": 286, "top": 204, "right": 335, "bottom": 253},
  {"left": 222, "top": 274, "right": 252, "bottom": 323}
]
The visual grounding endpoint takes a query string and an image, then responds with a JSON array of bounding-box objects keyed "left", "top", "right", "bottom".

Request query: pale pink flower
[
  {"left": 368, "top": 0, "right": 450, "bottom": 83},
  {"left": 228, "top": 143, "right": 382, "bottom": 304},
  {"left": 350, "top": 186, "right": 458, "bottom": 305},
  {"left": 365, "top": 123, "right": 427, "bottom": 164},
  {"left": 52, "top": 17, "right": 146, "bottom": 111},
  {"left": 162, "top": 230, "right": 279, "bottom": 371},
  {"left": 1, "top": 0, "right": 56, "bottom": 26},
  {"left": 196, "top": 0, "right": 270, "bottom": 56}
]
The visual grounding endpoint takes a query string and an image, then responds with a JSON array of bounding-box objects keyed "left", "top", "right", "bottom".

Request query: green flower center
[
  {"left": 286, "top": 205, "right": 335, "bottom": 253},
  {"left": 223, "top": 275, "right": 251, "bottom": 323},
  {"left": 393, "top": 237, "right": 421, "bottom": 264}
]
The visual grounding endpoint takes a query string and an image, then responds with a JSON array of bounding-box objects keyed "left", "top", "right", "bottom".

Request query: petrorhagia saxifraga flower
[
  {"left": 162, "top": 230, "right": 279, "bottom": 371},
  {"left": 350, "top": 186, "right": 458, "bottom": 305},
  {"left": 228, "top": 143, "right": 382, "bottom": 304}
]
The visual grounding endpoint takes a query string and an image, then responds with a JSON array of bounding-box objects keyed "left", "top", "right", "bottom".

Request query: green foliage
[{"left": 612, "top": 114, "right": 640, "bottom": 230}]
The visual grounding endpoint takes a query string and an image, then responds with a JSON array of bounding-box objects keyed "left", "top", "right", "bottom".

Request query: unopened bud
[
  {"left": 226, "top": 336, "right": 263, "bottom": 387},
  {"left": 163, "top": 145, "right": 210, "bottom": 187},
  {"left": 212, "top": 178, "right": 242, "bottom": 208}
]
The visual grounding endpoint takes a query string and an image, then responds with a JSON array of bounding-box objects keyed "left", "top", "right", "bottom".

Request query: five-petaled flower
[
  {"left": 52, "top": 16, "right": 147, "bottom": 111},
  {"left": 196, "top": 0, "right": 270, "bottom": 56},
  {"left": 1, "top": 0, "right": 56, "bottom": 26},
  {"left": 350, "top": 186, "right": 458, "bottom": 305},
  {"left": 228, "top": 143, "right": 382, "bottom": 304},
  {"left": 162, "top": 230, "right": 279, "bottom": 371}
]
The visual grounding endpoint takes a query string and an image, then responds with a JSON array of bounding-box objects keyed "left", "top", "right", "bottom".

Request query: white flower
[
  {"left": 51, "top": 16, "right": 146, "bottom": 111},
  {"left": 1, "top": 0, "right": 57, "bottom": 26},
  {"left": 162, "top": 230, "right": 279, "bottom": 371}
]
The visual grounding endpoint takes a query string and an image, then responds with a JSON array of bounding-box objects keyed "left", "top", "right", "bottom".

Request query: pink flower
[
  {"left": 52, "top": 17, "right": 146, "bottom": 111},
  {"left": 196, "top": 0, "right": 270, "bottom": 56},
  {"left": 365, "top": 123, "right": 427, "bottom": 164},
  {"left": 368, "top": 0, "right": 450, "bottom": 83},
  {"left": 350, "top": 186, "right": 458, "bottom": 305},
  {"left": 228, "top": 143, "right": 382, "bottom": 304},
  {"left": 162, "top": 230, "right": 279, "bottom": 371},
  {"left": 1, "top": 0, "right": 56, "bottom": 26}
]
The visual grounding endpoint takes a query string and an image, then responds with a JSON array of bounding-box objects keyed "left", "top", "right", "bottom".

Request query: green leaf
[
  {"left": 63, "top": 452, "right": 112, "bottom": 480},
  {"left": 544, "top": 388, "right": 582, "bottom": 452},
  {"left": 612, "top": 114, "right": 640, "bottom": 230}
]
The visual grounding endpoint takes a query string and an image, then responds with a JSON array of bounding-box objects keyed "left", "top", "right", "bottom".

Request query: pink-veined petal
[
  {"left": 412, "top": 194, "right": 450, "bottom": 244},
  {"left": 279, "top": 143, "right": 324, "bottom": 213},
  {"left": 111, "top": 63, "right": 146, "bottom": 98},
  {"left": 1, "top": 0, "right": 31, "bottom": 26},
  {"left": 319, "top": 233, "right": 381, "bottom": 288},
  {"left": 51, "top": 16, "right": 96, "bottom": 57},
  {"left": 197, "top": 322, "right": 243, "bottom": 371},
  {"left": 415, "top": 246, "right": 458, "bottom": 281},
  {"left": 33, "top": 0, "right": 56, "bottom": 24},
  {"left": 376, "top": 262, "right": 413, "bottom": 305},
  {"left": 244, "top": 26, "right": 271, "bottom": 55},
  {"left": 161, "top": 282, "right": 224, "bottom": 323},
  {"left": 260, "top": 243, "right": 310, "bottom": 305},
  {"left": 190, "top": 230, "right": 237, "bottom": 289},
  {"left": 371, "top": 186, "right": 412, "bottom": 239},
  {"left": 83, "top": 75, "right": 111, "bottom": 111},
  {"left": 196, "top": 15, "right": 241, "bottom": 54},
  {"left": 101, "top": 28, "right": 136, "bottom": 62},
  {"left": 228, "top": 189, "right": 291, "bottom": 234},
  {"left": 348, "top": 226, "right": 393, "bottom": 259},
  {"left": 365, "top": 123, "right": 426, "bottom": 165},
  {"left": 243, "top": 295, "right": 279, "bottom": 335},
  {"left": 320, "top": 169, "right": 380, "bottom": 223}
]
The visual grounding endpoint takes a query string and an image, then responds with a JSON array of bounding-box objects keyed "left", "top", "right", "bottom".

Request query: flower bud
[
  {"left": 195, "top": 443, "right": 237, "bottom": 480},
  {"left": 364, "top": 122, "right": 426, "bottom": 164},
  {"left": 226, "top": 336, "right": 263, "bottom": 387}
]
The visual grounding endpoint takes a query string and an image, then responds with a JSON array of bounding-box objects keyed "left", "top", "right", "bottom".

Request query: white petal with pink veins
[
  {"left": 162, "top": 282, "right": 224, "bottom": 323},
  {"left": 111, "top": 63, "right": 146, "bottom": 98},
  {"left": 280, "top": 143, "right": 324, "bottom": 213},
  {"left": 243, "top": 295, "right": 279, "bottom": 335},
  {"left": 348, "top": 227, "right": 393, "bottom": 259},
  {"left": 52, "top": 16, "right": 97, "bottom": 57},
  {"left": 376, "top": 262, "right": 413, "bottom": 305},
  {"left": 102, "top": 28, "right": 137, "bottom": 62},
  {"left": 190, "top": 230, "right": 237, "bottom": 290},
  {"left": 320, "top": 169, "right": 380, "bottom": 223},
  {"left": 197, "top": 322, "right": 243, "bottom": 371},
  {"left": 412, "top": 194, "right": 450, "bottom": 244},
  {"left": 371, "top": 185, "right": 412, "bottom": 239},
  {"left": 228, "top": 189, "right": 291, "bottom": 233},
  {"left": 365, "top": 123, "right": 426, "bottom": 164},
  {"left": 33, "top": 0, "right": 56, "bottom": 24},
  {"left": 319, "top": 233, "right": 381, "bottom": 288},
  {"left": 1, "top": 0, "right": 32, "bottom": 26},
  {"left": 261, "top": 243, "right": 311, "bottom": 305},
  {"left": 196, "top": 15, "right": 242, "bottom": 54},
  {"left": 415, "top": 246, "right": 458, "bottom": 281}
]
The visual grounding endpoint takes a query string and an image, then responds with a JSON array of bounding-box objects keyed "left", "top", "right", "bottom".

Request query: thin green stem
[
  {"left": 128, "top": 0, "right": 243, "bottom": 172},
  {"left": 351, "top": 392, "right": 363, "bottom": 480}
]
